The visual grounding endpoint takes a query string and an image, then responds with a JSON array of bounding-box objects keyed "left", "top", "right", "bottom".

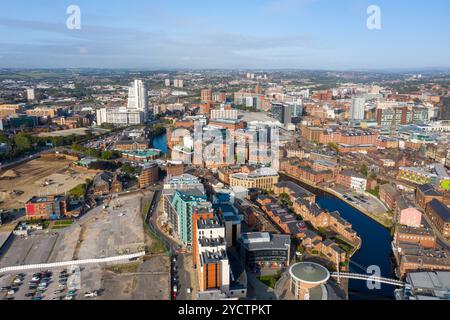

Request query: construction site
[{"left": 0, "top": 156, "right": 95, "bottom": 211}]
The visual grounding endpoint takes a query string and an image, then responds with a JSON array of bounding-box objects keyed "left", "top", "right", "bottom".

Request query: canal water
[
  {"left": 281, "top": 175, "right": 396, "bottom": 300},
  {"left": 316, "top": 193, "right": 395, "bottom": 300},
  {"left": 152, "top": 132, "right": 168, "bottom": 155}
]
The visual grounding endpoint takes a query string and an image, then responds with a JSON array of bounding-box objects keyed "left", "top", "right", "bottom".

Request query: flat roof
[
  {"left": 407, "top": 271, "right": 450, "bottom": 292},
  {"left": 239, "top": 232, "right": 290, "bottom": 251},
  {"left": 122, "top": 149, "right": 161, "bottom": 157},
  {"left": 397, "top": 225, "right": 434, "bottom": 237}
]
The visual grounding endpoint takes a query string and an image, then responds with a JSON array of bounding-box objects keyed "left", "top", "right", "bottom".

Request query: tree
[
  {"left": 327, "top": 142, "right": 340, "bottom": 153},
  {"left": 360, "top": 164, "right": 368, "bottom": 177},
  {"left": 151, "top": 124, "right": 166, "bottom": 136},
  {"left": 100, "top": 123, "right": 115, "bottom": 130},
  {"left": 279, "top": 193, "right": 293, "bottom": 207},
  {"left": 369, "top": 172, "right": 377, "bottom": 180},
  {"left": 121, "top": 162, "right": 136, "bottom": 175},
  {"left": 13, "top": 133, "right": 32, "bottom": 152},
  {"left": 101, "top": 150, "right": 113, "bottom": 160}
]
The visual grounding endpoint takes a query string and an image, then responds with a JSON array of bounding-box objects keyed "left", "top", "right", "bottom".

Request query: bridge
[
  {"left": 0, "top": 252, "right": 146, "bottom": 275},
  {"left": 331, "top": 272, "right": 405, "bottom": 287}
]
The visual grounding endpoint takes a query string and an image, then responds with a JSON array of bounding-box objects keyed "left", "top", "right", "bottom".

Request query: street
[{"left": 145, "top": 189, "right": 195, "bottom": 300}]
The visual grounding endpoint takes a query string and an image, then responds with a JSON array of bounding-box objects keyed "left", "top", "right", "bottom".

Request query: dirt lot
[
  {"left": 0, "top": 157, "right": 95, "bottom": 210},
  {"left": 0, "top": 191, "right": 170, "bottom": 300}
]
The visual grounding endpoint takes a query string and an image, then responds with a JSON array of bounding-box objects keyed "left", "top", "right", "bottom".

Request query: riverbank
[
  {"left": 280, "top": 172, "right": 397, "bottom": 300},
  {"left": 280, "top": 172, "right": 393, "bottom": 230}
]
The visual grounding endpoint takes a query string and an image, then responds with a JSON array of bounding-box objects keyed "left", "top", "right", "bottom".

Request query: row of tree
[
  {"left": 0, "top": 131, "right": 93, "bottom": 161},
  {"left": 71, "top": 144, "right": 122, "bottom": 160}
]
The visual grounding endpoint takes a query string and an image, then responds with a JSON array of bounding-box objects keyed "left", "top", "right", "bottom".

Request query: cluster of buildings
[
  {"left": 384, "top": 183, "right": 450, "bottom": 279},
  {"left": 0, "top": 103, "right": 93, "bottom": 131},
  {"left": 167, "top": 107, "right": 283, "bottom": 170},
  {"left": 254, "top": 181, "right": 360, "bottom": 269},
  {"left": 96, "top": 80, "right": 149, "bottom": 126},
  {"left": 113, "top": 129, "right": 161, "bottom": 162},
  {"left": 162, "top": 171, "right": 250, "bottom": 298}
]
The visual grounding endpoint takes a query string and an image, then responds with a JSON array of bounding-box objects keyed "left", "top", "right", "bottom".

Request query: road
[{"left": 144, "top": 189, "right": 194, "bottom": 300}]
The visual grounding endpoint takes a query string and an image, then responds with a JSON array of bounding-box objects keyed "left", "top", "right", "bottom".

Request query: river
[{"left": 281, "top": 175, "right": 396, "bottom": 300}]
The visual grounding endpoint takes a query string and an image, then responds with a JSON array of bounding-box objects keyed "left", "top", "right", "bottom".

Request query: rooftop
[
  {"left": 289, "top": 262, "right": 330, "bottom": 285},
  {"left": 239, "top": 232, "right": 290, "bottom": 251},
  {"left": 428, "top": 199, "right": 450, "bottom": 223},
  {"left": 197, "top": 215, "right": 223, "bottom": 230},
  {"left": 397, "top": 225, "right": 435, "bottom": 237},
  {"left": 275, "top": 181, "right": 315, "bottom": 199},
  {"left": 417, "top": 184, "right": 441, "bottom": 196},
  {"left": 122, "top": 149, "right": 161, "bottom": 158}
]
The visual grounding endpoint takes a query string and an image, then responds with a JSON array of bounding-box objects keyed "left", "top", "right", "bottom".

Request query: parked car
[{"left": 84, "top": 291, "right": 98, "bottom": 298}]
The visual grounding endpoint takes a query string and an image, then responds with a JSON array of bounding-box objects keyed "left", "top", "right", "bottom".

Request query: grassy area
[
  {"left": 50, "top": 219, "right": 75, "bottom": 229},
  {"left": 141, "top": 195, "right": 168, "bottom": 255},
  {"left": 106, "top": 262, "right": 140, "bottom": 274},
  {"left": 333, "top": 237, "right": 353, "bottom": 254},
  {"left": 147, "top": 236, "right": 167, "bottom": 255},
  {"left": 143, "top": 219, "right": 168, "bottom": 255},
  {"left": 68, "top": 183, "right": 88, "bottom": 198},
  {"left": 42, "top": 221, "right": 50, "bottom": 229},
  {"left": 367, "top": 186, "right": 380, "bottom": 198},
  {"left": 257, "top": 274, "right": 281, "bottom": 289},
  {"left": 54, "top": 219, "right": 74, "bottom": 225}
]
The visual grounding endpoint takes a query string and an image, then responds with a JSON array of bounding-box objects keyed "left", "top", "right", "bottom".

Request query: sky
[{"left": 0, "top": 0, "right": 449, "bottom": 70}]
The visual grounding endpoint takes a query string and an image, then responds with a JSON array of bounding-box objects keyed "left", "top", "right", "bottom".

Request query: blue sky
[{"left": 0, "top": 0, "right": 449, "bottom": 69}]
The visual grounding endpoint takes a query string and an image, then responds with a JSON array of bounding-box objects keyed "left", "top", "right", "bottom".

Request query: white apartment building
[
  {"left": 26, "top": 88, "right": 35, "bottom": 101},
  {"left": 96, "top": 107, "right": 144, "bottom": 126},
  {"left": 195, "top": 214, "right": 231, "bottom": 294},
  {"left": 96, "top": 80, "right": 147, "bottom": 126},
  {"left": 350, "top": 176, "right": 367, "bottom": 193},
  {"left": 351, "top": 97, "right": 366, "bottom": 120},
  {"left": 210, "top": 109, "right": 238, "bottom": 120},
  {"left": 174, "top": 79, "right": 184, "bottom": 88}
]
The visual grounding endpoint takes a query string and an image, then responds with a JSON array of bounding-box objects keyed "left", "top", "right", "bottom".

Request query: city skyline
[{"left": 0, "top": 0, "right": 450, "bottom": 70}]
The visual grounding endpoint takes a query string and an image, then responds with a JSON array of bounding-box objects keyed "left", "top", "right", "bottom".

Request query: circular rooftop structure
[{"left": 289, "top": 262, "right": 330, "bottom": 285}]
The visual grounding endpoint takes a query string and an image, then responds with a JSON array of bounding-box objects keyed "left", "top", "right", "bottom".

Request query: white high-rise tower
[
  {"left": 26, "top": 88, "right": 35, "bottom": 101},
  {"left": 350, "top": 97, "right": 366, "bottom": 120},
  {"left": 127, "top": 80, "right": 148, "bottom": 120}
]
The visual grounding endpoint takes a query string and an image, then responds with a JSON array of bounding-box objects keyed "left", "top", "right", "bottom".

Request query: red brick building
[
  {"left": 25, "top": 196, "right": 69, "bottom": 220},
  {"left": 395, "top": 225, "right": 437, "bottom": 249},
  {"left": 201, "top": 88, "right": 213, "bottom": 103}
]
